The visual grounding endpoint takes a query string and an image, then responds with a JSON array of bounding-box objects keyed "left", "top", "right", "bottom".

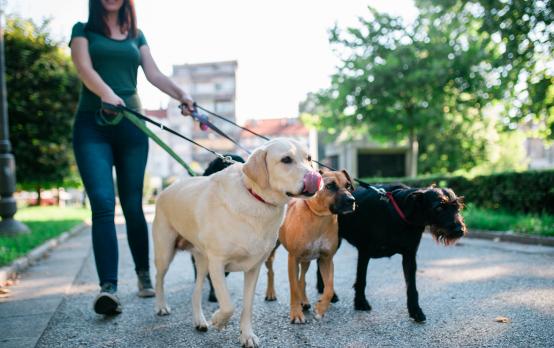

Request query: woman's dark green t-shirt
[{"left": 69, "top": 22, "right": 147, "bottom": 112}]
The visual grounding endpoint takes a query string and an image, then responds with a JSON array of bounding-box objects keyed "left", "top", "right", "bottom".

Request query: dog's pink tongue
[{"left": 303, "top": 171, "right": 322, "bottom": 194}]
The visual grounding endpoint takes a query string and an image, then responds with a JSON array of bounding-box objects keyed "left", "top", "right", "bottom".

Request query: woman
[{"left": 70, "top": 0, "right": 193, "bottom": 315}]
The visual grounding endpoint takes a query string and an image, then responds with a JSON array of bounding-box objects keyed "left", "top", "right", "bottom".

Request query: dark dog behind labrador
[
  {"left": 191, "top": 154, "right": 245, "bottom": 302},
  {"left": 317, "top": 184, "right": 466, "bottom": 322}
]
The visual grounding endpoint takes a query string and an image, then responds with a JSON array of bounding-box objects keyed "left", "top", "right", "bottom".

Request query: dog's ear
[
  {"left": 408, "top": 190, "right": 425, "bottom": 202},
  {"left": 318, "top": 167, "right": 330, "bottom": 175},
  {"left": 341, "top": 169, "right": 352, "bottom": 184},
  {"left": 341, "top": 169, "right": 355, "bottom": 190},
  {"left": 243, "top": 148, "right": 269, "bottom": 189}
]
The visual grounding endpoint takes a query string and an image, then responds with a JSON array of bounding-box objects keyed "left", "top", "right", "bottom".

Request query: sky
[{"left": 6, "top": 0, "right": 417, "bottom": 121}]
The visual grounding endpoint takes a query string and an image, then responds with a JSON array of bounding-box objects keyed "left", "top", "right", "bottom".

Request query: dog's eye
[
  {"left": 307, "top": 155, "right": 312, "bottom": 162},
  {"left": 345, "top": 183, "right": 352, "bottom": 191},
  {"left": 325, "top": 182, "right": 338, "bottom": 191},
  {"left": 281, "top": 156, "right": 293, "bottom": 164}
]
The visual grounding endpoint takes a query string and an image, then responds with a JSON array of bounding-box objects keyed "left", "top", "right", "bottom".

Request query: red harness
[{"left": 385, "top": 191, "right": 411, "bottom": 225}]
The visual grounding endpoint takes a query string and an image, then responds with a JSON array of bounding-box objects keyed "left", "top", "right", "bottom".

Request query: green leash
[
  {"left": 97, "top": 105, "right": 197, "bottom": 176},
  {"left": 122, "top": 110, "right": 197, "bottom": 176}
]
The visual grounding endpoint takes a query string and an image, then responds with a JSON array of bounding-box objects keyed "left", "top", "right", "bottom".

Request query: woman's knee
[{"left": 88, "top": 191, "right": 116, "bottom": 222}]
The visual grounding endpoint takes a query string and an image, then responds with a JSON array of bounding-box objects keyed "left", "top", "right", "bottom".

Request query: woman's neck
[{"left": 105, "top": 12, "right": 121, "bottom": 36}]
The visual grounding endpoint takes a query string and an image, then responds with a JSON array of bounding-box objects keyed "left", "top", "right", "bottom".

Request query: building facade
[{"left": 169, "top": 60, "right": 239, "bottom": 166}]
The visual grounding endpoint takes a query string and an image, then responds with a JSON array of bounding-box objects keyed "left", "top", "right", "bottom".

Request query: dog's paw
[
  {"left": 265, "top": 294, "right": 277, "bottom": 301},
  {"left": 194, "top": 317, "right": 209, "bottom": 332},
  {"left": 330, "top": 292, "right": 339, "bottom": 303},
  {"left": 240, "top": 331, "right": 260, "bottom": 348},
  {"left": 314, "top": 301, "right": 329, "bottom": 320},
  {"left": 155, "top": 303, "right": 171, "bottom": 316},
  {"left": 211, "top": 309, "right": 232, "bottom": 330},
  {"left": 409, "top": 308, "right": 426, "bottom": 322},
  {"left": 354, "top": 297, "right": 372, "bottom": 311},
  {"left": 290, "top": 309, "right": 306, "bottom": 324}
]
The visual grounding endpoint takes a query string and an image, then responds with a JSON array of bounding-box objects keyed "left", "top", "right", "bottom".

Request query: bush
[{"left": 363, "top": 169, "right": 554, "bottom": 215}]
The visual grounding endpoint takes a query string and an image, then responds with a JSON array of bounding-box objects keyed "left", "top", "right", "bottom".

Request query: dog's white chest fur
[{"left": 299, "top": 237, "right": 334, "bottom": 261}]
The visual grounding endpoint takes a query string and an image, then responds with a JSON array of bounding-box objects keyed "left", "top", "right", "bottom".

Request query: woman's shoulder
[
  {"left": 136, "top": 29, "right": 148, "bottom": 47},
  {"left": 69, "top": 22, "right": 88, "bottom": 46},
  {"left": 71, "top": 22, "right": 88, "bottom": 37}
]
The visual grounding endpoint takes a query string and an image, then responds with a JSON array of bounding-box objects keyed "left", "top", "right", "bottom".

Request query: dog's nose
[
  {"left": 302, "top": 171, "right": 322, "bottom": 195},
  {"left": 344, "top": 196, "right": 355, "bottom": 204},
  {"left": 453, "top": 225, "right": 465, "bottom": 237}
]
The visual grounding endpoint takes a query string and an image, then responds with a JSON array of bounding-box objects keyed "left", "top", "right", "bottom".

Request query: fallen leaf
[{"left": 495, "top": 316, "right": 510, "bottom": 323}]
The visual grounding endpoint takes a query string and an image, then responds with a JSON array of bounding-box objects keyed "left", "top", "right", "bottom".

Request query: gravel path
[{"left": 35, "top": 224, "right": 554, "bottom": 348}]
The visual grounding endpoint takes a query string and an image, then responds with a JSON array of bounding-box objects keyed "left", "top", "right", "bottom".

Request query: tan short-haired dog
[{"left": 265, "top": 169, "right": 355, "bottom": 323}]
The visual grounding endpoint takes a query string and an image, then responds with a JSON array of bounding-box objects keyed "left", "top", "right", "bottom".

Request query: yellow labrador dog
[{"left": 153, "top": 138, "right": 322, "bottom": 347}]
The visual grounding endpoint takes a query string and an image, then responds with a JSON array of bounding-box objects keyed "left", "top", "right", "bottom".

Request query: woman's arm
[
  {"left": 140, "top": 45, "right": 194, "bottom": 115},
  {"left": 70, "top": 37, "right": 125, "bottom": 107}
]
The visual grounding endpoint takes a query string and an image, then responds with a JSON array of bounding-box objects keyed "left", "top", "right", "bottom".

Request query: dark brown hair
[{"left": 85, "top": 0, "right": 137, "bottom": 38}]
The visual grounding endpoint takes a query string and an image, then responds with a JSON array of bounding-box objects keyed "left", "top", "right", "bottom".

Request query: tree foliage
[
  {"left": 417, "top": 0, "right": 554, "bottom": 138},
  {"left": 310, "top": 7, "right": 493, "bottom": 175},
  {"left": 5, "top": 17, "right": 79, "bottom": 194}
]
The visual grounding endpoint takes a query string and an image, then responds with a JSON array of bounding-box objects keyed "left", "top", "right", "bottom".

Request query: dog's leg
[
  {"left": 239, "top": 264, "right": 262, "bottom": 348},
  {"left": 353, "top": 250, "right": 372, "bottom": 311},
  {"left": 316, "top": 259, "right": 324, "bottom": 293},
  {"left": 208, "top": 259, "right": 235, "bottom": 330},
  {"left": 314, "top": 256, "right": 334, "bottom": 319},
  {"left": 207, "top": 274, "right": 218, "bottom": 303},
  {"left": 191, "top": 251, "right": 209, "bottom": 331},
  {"left": 402, "top": 251, "right": 426, "bottom": 322},
  {"left": 288, "top": 254, "right": 305, "bottom": 324},
  {"left": 153, "top": 214, "right": 177, "bottom": 316},
  {"left": 316, "top": 260, "right": 339, "bottom": 303},
  {"left": 299, "top": 261, "right": 311, "bottom": 310},
  {"left": 264, "top": 246, "right": 277, "bottom": 301}
]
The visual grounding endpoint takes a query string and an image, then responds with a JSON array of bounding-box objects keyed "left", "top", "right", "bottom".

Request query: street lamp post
[{"left": 0, "top": 4, "right": 29, "bottom": 235}]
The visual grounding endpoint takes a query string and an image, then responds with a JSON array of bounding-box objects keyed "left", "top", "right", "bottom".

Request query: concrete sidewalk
[
  {"left": 1, "top": 215, "right": 554, "bottom": 347},
  {"left": 0, "top": 226, "right": 91, "bottom": 348}
]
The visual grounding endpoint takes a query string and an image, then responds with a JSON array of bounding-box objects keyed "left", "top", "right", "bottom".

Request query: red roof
[
  {"left": 145, "top": 108, "right": 167, "bottom": 119},
  {"left": 241, "top": 118, "right": 308, "bottom": 138}
]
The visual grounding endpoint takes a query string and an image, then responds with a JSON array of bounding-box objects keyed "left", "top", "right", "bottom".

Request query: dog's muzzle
[{"left": 287, "top": 171, "right": 322, "bottom": 197}]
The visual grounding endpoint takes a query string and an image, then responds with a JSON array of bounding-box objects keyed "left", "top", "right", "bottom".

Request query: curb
[
  {"left": 466, "top": 229, "right": 554, "bottom": 247},
  {"left": 0, "top": 222, "right": 90, "bottom": 287}
]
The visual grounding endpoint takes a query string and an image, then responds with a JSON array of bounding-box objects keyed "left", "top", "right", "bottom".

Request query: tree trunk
[
  {"left": 36, "top": 185, "right": 42, "bottom": 206},
  {"left": 408, "top": 130, "right": 418, "bottom": 178}
]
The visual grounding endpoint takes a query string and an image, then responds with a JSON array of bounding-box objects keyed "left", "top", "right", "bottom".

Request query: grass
[
  {"left": 464, "top": 204, "right": 554, "bottom": 237},
  {"left": 0, "top": 206, "right": 90, "bottom": 267}
]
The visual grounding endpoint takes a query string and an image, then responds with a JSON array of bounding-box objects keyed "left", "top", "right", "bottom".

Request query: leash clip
[
  {"left": 221, "top": 155, "right": 235, "bottom": 164},
  {"left": 369, "top": 186, "right": 390, "bottom": 202}
]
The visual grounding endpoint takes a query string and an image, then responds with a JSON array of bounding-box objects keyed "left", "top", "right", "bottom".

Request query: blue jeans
[{"left": 73, "top": 111, "right": 149, "bottom": 287}]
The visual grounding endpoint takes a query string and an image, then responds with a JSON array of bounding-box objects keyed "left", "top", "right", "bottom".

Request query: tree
[
  {"left": 310, "top": 7, "right": 492, "bottom": 176},
  {"left": 416, "top": 0, "right": 554, "bottom": 138},
  {"left": 5, "top": 17, "right": 79, "bottom": 204}
]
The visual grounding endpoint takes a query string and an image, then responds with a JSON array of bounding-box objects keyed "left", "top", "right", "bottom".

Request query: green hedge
[{"left": 363, "top": 170, "right": 554, "bottom": 215}]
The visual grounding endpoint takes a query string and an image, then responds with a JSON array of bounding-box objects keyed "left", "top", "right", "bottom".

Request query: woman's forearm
[{"left": 147, "top": 72, "right": 189, "bottom": 101}]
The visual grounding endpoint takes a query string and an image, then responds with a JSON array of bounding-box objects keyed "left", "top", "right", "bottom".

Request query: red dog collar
[{"left": 247, "top": 187, "right": 276, "bottom": 207}]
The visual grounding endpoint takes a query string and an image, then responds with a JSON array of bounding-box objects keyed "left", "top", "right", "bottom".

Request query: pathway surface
[{"left": 1, "top": 213, "right": 553, "bottom": 347}]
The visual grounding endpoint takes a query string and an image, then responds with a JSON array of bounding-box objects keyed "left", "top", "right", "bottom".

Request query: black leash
[
  {"left": 179, "top": 104, "right": 251, "bottom": 155},
  {"left": 189, "top": 103, "right": 371, "bottom": 188},
  {"left": 104, "top": 103, "right": 237, "bottom": 165}
]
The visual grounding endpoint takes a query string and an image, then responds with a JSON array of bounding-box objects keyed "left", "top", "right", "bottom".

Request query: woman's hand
[
  {"left": 179, "top": 93, "right": 195, "bottom": 116},
  {"left": 101, "top": 92, "right": 125, "bottom": 115},
  {"left": 101, "top": 92, "right": 125, "bottom": 107}
]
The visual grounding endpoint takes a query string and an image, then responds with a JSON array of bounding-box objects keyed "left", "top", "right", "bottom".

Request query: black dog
[
  {"left": 317, "top": 184, "right": 466, "bottom": 322},
  {"left": 191, "top": 154, "right": 245, "bottom": 302}
]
